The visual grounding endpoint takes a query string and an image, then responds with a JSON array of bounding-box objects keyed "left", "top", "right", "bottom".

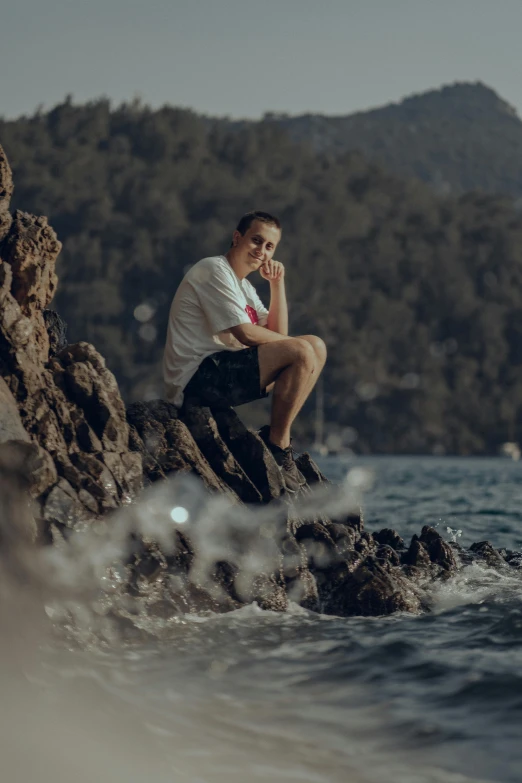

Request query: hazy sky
[{"left": 2, "top": 0, "right": 521, "bottom": 120}]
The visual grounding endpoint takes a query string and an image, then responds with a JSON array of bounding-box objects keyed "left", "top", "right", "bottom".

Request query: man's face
[{"left": 233, "top": 220, "right": 281, "bottom": 272}]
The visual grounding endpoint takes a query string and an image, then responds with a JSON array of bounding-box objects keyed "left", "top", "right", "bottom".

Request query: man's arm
[
  {"left": 262, "top": 260, "right": 288, "bottom": 335},
  {"left": 229, "top": 322, "right": 288, "bottom": 346}
]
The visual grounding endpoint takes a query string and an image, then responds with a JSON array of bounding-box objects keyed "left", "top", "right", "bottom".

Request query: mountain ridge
[
  {"left": 243, "top": 81, "right": 522, "bottom": 197},
  {"left": 262, "top": 82, "right": 518, "bottom": 123}
]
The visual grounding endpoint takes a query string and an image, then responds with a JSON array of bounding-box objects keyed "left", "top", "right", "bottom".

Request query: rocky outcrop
[
  {"left": 0, "top": 377, "right": 30, "bottom": 445},
  {"left": 0, "top": 144, "right": 142, "bottom": 540},
  {"left": 0, "top": 144, "right": 13, "bottom": 242},
  {"left": 0, "top": 140, "right": 519, "bottom": 620}
]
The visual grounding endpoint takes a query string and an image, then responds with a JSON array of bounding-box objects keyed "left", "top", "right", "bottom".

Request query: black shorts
[{"left": 183, "top": 347, "right": 268, "bottom": 409}]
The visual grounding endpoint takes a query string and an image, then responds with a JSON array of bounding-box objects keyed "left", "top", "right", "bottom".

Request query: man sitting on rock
[{"left": 163, "top": 210, "right": 327, "bottom": 492}]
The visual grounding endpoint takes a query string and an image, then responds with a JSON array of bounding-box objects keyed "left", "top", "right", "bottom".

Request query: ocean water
[{"left": 3, "top": 456, "right": 522, "bottom": 783}]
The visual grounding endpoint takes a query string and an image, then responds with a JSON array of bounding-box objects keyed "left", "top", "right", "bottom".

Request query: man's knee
[
  {"left": 290, "top": 337, "right": 316, "bottom": 368},
  {"left": 297, "top": 335, "right": 327, "bottom": 367},
  {"left": 258, "top": 337, "right": 315, "bottom": 388}
]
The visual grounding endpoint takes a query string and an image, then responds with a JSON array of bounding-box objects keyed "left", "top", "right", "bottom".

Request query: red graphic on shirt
[{"left": 245, "top": 305, "right": 259, "bottom": 324}]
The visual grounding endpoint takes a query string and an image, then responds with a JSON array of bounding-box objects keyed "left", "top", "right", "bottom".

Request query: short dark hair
[{"left": 235, "top": 210, "right": 281, "bottom": 236}]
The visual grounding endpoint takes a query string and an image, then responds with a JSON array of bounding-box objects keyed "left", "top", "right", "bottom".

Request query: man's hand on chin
[{"left": 260, "top": 259, "right": 285, "bottom": 283}]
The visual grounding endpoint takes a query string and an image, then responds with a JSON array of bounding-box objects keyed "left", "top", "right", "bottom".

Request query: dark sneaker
[{"left": 258, "top": 425, "right": 307, "bottom": 493}]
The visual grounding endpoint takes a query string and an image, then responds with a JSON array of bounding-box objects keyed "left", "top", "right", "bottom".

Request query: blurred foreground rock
[{"left": 0, "top": 140, "right": 518, "bottom": 620}]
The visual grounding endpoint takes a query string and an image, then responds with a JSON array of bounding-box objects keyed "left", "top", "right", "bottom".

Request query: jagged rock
[
  {"left": 373, "top": 528, "right": 405, "bottom": 551},
  {"left": 376, "top": 545, "right": 401, "bottom": 567},
  {"left": 164, "top": 418, "right": 238, "bottom": 497},
  {"left": 0, "top": 440, "right": 40, "bottom": 546},
  {"left": 333, "top": 510, "right": 364, "bottom": 534},
  {"left": 0, "top": 143, "right": 13, "bottom": 242},
  {"left": 127, "top": 403, "right": 170, "bottom": 467},
  {"left": 295, "top": 521, "right": 337, "bottom": 571},
  {"left": 103, "top": 451, "right": 143, "bottom": 499},
  {"left": 43, "top": 478, "right": 94, "bottom": 531},
  {"left": 469, "top": 540, "right": 507, "bottom": 568},
  {"left": 326, "top": 556, "right": 423, "bottom": 616},
  {"left": 402, "top": 535, "right": 432, "bottom": 568},
  {"left": 128, "top": 424, "right": 167, "bottom": 484},
  {"left": 127, "top": 400, "right": 238, "bottom": 498},
  {"left": 419, "top": 525, "right": 458, "bottom": 571},
  {"left": 295, "top": 452, "right": 329, "bottom": 485},
  {"left": 0, "top": 195, "right": 141, "bottom": 522},
  {"left": 127, "top": 399, "right": 179, "bottom": 430},
  {"left": 248, "top": 573, "right": 288, "bottom": 612},
  {"left": 503, "top": 550, "right": 522, "bottom": 568},
  {"left": 57, "top": 343, "right": 130, "bottom": 453},
  {"left": 43, "top": 309, "right": 67, "bottom": 356},
  {"left": 212, "top": 407, "right": 285, "bottom": 502},
  {"left": 286, "top": 567, "right": 320, "bottom": 611},
  {"left": 0, "top": 377, "right": 30, "bottom": 444},
  {"left": 0, "top": 211, "right": 61, "bottom": 364},
  {"left": 328, "top": 522, "right": 357, "bottom": 557},
  {"left": 2, "top": 210, "right": 60, "bottom": 313},
  {"left": 181, "top": 404, "right": 262, "bottom": 503}
]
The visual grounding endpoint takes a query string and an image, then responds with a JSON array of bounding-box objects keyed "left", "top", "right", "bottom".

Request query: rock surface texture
[{"left": 0, "top": 140, "right": 519, "bottom": 618}]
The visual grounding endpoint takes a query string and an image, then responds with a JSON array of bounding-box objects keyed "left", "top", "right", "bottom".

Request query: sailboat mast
[{"left": 314, "top": 376, "right": 324, "bottom": 448}]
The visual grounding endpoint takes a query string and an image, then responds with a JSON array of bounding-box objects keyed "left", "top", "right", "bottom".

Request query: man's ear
[{"left": 232, "top": 230, "right": 241, "bottom": 248}]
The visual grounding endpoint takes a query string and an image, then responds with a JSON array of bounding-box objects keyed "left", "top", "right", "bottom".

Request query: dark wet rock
[
  {"left": 43, "top": 477, "right": 94, "bottom": 531},
  {"left": 212, "top": 407, "right": 285, "bottom": 502},
  {"left": 503, "top": 550, "right": 522, "bottom": 568},
  {"left": 127, "top": 400, "right": 238, "bottom": 498},
  {"left": 127, "top": 399, "right": 179, "bottom": 430},
  {"left": 327, "top": 525, "right": 357, "bottom": 561},
  {"left": 125, "top": 543, "right": 241, "bottom": 616},
  {"left": 447, "top": 540, "right": 475, "bottom": 567},
  {"left": 295, "top": 521, "right": 337, "bottom": 572},
  {"left": 180, "top": 404, "right": 262, "bottom": 503},
  {"left": 295, "top": 452, "right": 329, "bottom": 485},
  {"left": 469, "top": 540, "right": 507, "bottom": 568},
  {"left": 249, "top": 573, "right": 288, "bottom": 612},
  {"left": 376, "top": 545, "right": 401, "bottom": 567},
  {"left": 419, "top": 525, "right": 458, "bottom": 571},
  {"left": 333, "top": 510, "right": 364, "bottom": 534},
  {"left": 324, "top": 555, "right": 422, "bottom": 616},
  {"left": 281, "top": 530, "right": 301, "bottom": 566},
  {"left": 164, "top": 418, "right": 238, "bottom": 497},
  {"left": 373, "top": 528, "right": 405, "bottom": 551},
  {"left": 286, "top": 568, "right": 320, "bottom": 611},
  {"left": 402, "top": 535, "right": 432, "bottom": 569}
]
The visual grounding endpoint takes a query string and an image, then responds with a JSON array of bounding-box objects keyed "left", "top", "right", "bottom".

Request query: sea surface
[{"left": 3, "top": 456, "right": 522, "bottom": 783}]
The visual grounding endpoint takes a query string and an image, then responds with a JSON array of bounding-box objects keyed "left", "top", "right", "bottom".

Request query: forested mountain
[
  {"left": 2, "top": 96, "right": 522, "bottom": 454},
  {"left": 238, "top": 82, "right": 522, "bottom": 197}
]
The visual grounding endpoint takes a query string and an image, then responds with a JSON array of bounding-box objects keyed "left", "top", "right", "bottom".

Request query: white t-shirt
[{"left": 163, "top": 255, "right": 269, "bottom": 406}]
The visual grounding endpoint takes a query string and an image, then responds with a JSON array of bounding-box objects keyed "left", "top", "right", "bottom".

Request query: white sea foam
[{"left": 429, "top": 560, "right": 522, "bottom": 613}]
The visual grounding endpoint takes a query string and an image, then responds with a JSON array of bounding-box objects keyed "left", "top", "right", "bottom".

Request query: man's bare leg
[
  {"left": 258, "top": 335, "right": 327, "bottom": 449},
  {"left": 292, "top": 335, "right": 327, "bottom": 414},
  {"left": 269, "top": 335, "right": 326, "bottom": 442}
]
